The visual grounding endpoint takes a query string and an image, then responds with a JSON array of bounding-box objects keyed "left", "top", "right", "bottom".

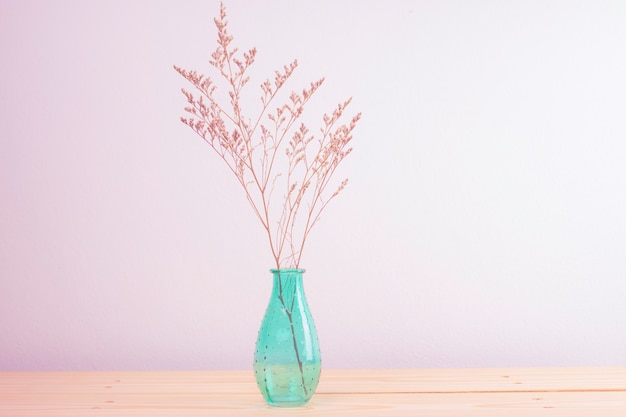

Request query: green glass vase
[{"left": 253, "top": 269, "right": 321, "bottom": 407}]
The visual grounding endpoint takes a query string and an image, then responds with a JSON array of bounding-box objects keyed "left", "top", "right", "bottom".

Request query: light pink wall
[{"left": 1, "top": 0, "right": 625, "bottom": 371}]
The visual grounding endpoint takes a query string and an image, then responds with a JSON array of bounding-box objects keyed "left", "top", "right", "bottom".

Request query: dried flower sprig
[{"left": 175, "top": 2, "right": 361, "bottom": 269}]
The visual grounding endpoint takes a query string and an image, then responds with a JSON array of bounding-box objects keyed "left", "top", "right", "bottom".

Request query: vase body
[{"left": 254, "top": 269, "right": 321, "bottom": 407}]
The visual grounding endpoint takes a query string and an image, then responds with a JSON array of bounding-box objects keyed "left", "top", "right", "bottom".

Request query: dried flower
[{"left": 175, "top": 2, "right": 361, "bottom": 269}]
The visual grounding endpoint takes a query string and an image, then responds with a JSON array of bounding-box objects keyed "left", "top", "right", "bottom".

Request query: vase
[{"left": 253, "top": 269, "right": 321, "bottom": 407}]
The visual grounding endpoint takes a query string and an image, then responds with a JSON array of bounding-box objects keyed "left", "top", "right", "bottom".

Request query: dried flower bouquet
[{"left": 174, "top": 2, "right": 360, "bottom": 269}]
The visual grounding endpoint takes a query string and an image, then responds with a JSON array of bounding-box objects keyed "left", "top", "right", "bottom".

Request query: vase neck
[{"left": 270, "top": 269, "right": 306, "bottom": 298}]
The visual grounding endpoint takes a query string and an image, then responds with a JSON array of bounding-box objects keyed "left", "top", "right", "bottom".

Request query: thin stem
[{"left": 277, "top": 276, "right": 308, "bottom": 395}]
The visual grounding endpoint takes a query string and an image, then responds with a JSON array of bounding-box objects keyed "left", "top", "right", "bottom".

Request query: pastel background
[{"left": 1, "top": 0, "right": 625, "bottom": 371}]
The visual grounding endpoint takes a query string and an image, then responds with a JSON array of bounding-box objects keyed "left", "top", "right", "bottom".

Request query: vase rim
[{"left": 270, "top": 268, "right": 306, "bottom": 273}]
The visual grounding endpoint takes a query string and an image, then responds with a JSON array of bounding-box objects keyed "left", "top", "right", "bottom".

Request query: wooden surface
[{"left": 1, "top": 367, "right": 625, "bottom": 416}]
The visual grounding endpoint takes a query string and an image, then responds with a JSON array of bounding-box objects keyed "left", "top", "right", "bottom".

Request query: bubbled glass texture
[{"left": 253, "top": 269, "right": 321, "bottom": 407}]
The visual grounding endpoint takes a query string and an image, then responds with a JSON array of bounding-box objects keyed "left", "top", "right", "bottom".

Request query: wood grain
[{"left": 1, "top": 367, "right": 625, "bottom": 416}]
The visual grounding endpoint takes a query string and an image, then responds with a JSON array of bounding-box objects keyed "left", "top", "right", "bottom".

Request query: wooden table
[{"left": 1, "top": 367, "right": 625, "bottom": 416}]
